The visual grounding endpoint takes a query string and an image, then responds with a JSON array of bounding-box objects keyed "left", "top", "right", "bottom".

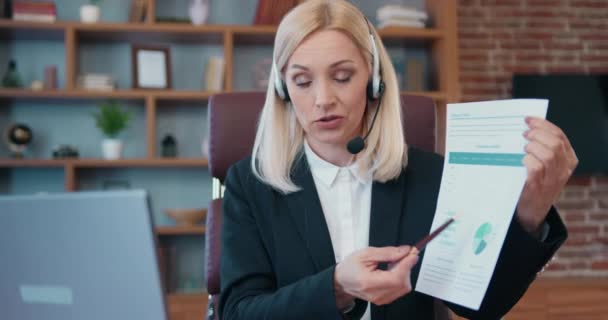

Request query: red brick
[
  {"left": 586, "top": 42, "right": 608, "bottom": 51},
  {"left": 567, "top": 224, "right": 601, "bottom": 234},
  {"left": 552, "top": 55, "right": 579, "bottom": 63},
  {"left": 588, "top": 66, "right": 608, "bottom": 73},
  {"left": 461, "top": 62, "right": 496, "bottom": 72},
  {"left": 564, "top": 211, "right": 588, "bottom": 222},
  {"left": 591, "top": 261, "right": 608, "bottom": 270},
  {"left": 589, "top": 212, "right": 608, "bottom": 221},
  {"left": 460, "top": 52, "right": 491, "bottom": 61},
  {"left": 494, "top": 8, "right": 561, "bottom": 18},
  {"left": 564, "top": 235, "right": 593, "bottom": 246},
  {"left": 601, "top": 200, "right": 608, "bottom": 209},
  {"left": 458, "top": 7, "right": 487, "bottom": 18},
  {"left": 500, "top": 40, "right": 542, "bottom": 50},
  {"left": 559, "top": 188, "right": 587, "bottom": 199},
  {"left": 571, "top": 0, "right": 608, "bottom": 8},
  {"left": 519, "top": 31, "right": 555, "bottom": 40},
  {"left": 595, "top": 176, "right": 608, "bottom": 186},
  {"left": 581, "top": 54, "right": 608, "bottom": 62},
  {"left": 527, "top": 0, "right": 567, "bottom": 6},
  {"left": 460, "top": 0, "right": 480, "bottom": 6},
  {"left": 569, "top": 21, "right": 608, "bottom": 30},
  {"left": 460, "top": 40, "right": 498, "bottom": 50},
  {"left": 480, "top": 0, "right": 524, "bottom": 6},
  {"left": 493, "top": 31, "right": 517, "bottom": 40},
  {"left": 558, "top": 248, "right": 597, "bottom": 258},
  {"left": 590, "top": 190, "right": 608, "bottom": 198},
  {"left": 543, "top": 41, "right": 584, "bottom": 50},
  {"left": 567, "top": 176, "right": 593, "bottom": 186},
  {"left": 515, "top": 52, "right": 553, "bottom": 61},
  {"left": 485, "top": 20, "right": 523, "bottom": 29},
  {"left": 546, "top": 66, "right": 587, "bottom": 73},
  {"left": 545, "top": 262, "right": 567, "bottom": 271},
  {"left": 569, "top": 261, "right": 591, "bottom": 270},
  {"left": 459, "top": 31, "right": 492, "bottom": 40},
  {"left": 556, "top": 200, "right": 595, "bottom": 210},
  {"left": 503, "top": 64, "right": 543, "bottom": 74},
  {"left": 526, "top": 20, "right": 567, "bottom": 29},
  {"left": 580, "top": 33, "right": 608, "bottom": 41}
]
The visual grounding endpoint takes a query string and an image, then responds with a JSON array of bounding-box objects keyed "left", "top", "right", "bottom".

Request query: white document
[{"left": 414, "top": 99, "right": 548, "bottom": 310}]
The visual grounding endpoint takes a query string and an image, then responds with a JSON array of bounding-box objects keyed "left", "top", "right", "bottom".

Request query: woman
[{"left": 219, "top": 1, "right": 577, "bottom": 319}]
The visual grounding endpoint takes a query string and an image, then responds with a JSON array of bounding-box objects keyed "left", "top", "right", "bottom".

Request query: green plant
[
  {"left": 89, "top": 0, "right": 102, "bottom": 5},
  {"left": 93, "top": 101, "right": 131, "bottom": 138}
]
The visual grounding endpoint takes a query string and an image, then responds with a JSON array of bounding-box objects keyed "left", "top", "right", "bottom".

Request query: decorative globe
[{"left": 4, "top": 123, "right": 33, "bottom": 158}]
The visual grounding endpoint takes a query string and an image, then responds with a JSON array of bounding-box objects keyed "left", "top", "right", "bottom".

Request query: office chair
[{"left": 205, "top": 92, "right": 450, "bottom": 320}]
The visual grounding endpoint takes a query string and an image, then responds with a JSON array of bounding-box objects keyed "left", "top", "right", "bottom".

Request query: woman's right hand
[{"left": 334, "top": 246, "right": 419, "bottom": 308}]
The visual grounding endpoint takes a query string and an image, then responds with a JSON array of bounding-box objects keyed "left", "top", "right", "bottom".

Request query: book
[
  {"left": 128, "top": 0, "right": 146, "bottom": 23},
  {"left": 204, "top": 56, "right": 225, "bottom": 91},
  {"left": 406, "top": 58, "right": 424, "bottom": 91}
]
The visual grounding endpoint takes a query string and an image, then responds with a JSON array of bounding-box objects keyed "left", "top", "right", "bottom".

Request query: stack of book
[
  {"left": 204, "top": 56, "right": 225, "bottom": 91},
  {"left": 376, "top": 5, "right": 428, "bottom": 29},
  {"left": 12, "top": 1, "right": 57, "bottom": 23},
  {"left": 77, "top": 74, "right": 115, "bottom": 91},
  {"left": 253, "top": 0, "right": 302, "bottom": 25}
]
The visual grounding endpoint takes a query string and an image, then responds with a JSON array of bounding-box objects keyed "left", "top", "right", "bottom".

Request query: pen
[{"left": 410, "top": 214, "right": 458, "bottom": 256}]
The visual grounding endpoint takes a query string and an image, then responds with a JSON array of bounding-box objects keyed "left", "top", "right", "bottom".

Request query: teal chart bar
[{"left": 449, "top": 152, "right": 525, "bottom": 167}]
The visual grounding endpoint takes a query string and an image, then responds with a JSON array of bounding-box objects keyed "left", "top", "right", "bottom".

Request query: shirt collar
[{"left": 303, "top": 140, "right": 371, "bottom": 187}]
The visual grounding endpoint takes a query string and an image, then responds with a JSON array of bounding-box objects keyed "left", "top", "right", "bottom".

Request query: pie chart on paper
[{"left": 473, "top": 222, "right": 492, "bottom": 255}]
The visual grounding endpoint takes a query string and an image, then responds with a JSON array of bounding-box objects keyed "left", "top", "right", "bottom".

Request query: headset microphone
[{"left": 346, "top": 83, "right": 384, "bottom": 155}]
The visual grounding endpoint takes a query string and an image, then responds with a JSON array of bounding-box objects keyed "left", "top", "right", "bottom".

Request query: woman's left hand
[{"left": 517, "top": 116, "right": 578, "bottom": 235}]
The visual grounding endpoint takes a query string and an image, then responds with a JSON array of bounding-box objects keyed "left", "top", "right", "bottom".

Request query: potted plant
[
  {"left": 80, "top": 0, "right": 101, "bottom": 23},
  {"left": 93, "top": 100, "right": 130, "bottom": 160}
]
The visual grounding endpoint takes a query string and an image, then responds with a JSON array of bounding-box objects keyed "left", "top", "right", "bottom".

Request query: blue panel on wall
[
  {"left": 6, "top": 41, "right": 66, "bottom": 89},
  {"left": 9, "top": 168, "right": 65, "bottom": 194},
  {"left": 233, "top": 46, "right": 273, "bottom": 91},
  {"left": 54, "top": 0, "right": 131, "bottom": 22},
  {"left": 79, "top": 42, "right": 223, "bottom": 91},
  {"left": 156, "top": 103, "right": 208, "bottom": 158},
  {"left": 0, "top": 107, "right": 9, "bottom": 158},
  {"left": 155, "top": 0, "right": 258, "bottom": 25},
  {"left": 386, "top": 45, "right": 433, "bottom": 91},
  {"left": 76, "top": 167, "right": 213, "bottom": 226},
  {"left": 162, "top": 237, "right": 206, "bottom": 291},
  {"left": 8, "top": 101, "right": 147, "bottom": 159}
]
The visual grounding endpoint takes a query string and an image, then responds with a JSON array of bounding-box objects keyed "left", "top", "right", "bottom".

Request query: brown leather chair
[{"left": 204, "top": 92, "right": 450, "bottom": 320}]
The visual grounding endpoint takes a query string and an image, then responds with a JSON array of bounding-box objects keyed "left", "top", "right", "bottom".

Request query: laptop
[{"left": 0, "top": 190, "right": 168, "bottom": 320}]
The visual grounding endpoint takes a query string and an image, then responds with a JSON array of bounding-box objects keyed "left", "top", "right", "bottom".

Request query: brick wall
[{"left": 457, "top": 0, "right": 608, "bottom": 276}]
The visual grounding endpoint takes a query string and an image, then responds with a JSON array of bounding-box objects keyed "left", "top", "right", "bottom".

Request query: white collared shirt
[{"left": 304, "top": 141, "right": 372, "bottom": 320}]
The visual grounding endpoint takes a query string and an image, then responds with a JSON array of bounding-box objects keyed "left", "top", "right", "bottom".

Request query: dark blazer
[{"left": 219, "top": 147, "right": 567, "bottom": 320}]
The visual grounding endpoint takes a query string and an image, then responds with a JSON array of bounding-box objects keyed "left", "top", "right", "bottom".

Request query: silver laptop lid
[{"left": 0, "top": 190, "right": 167, "bottom": 320}]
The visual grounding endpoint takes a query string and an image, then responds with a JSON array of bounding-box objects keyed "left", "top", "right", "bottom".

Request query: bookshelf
[{"left": 0, "top": 0, "right": 460, "bottom": 319}]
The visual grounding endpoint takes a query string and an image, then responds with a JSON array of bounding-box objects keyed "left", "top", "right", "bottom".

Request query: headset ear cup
[
  {"left": 281, "top": 80, "right": 291, "bottom": 102},
  {"left": 367, "top": 80, "right": 374, "bottom": 101}
]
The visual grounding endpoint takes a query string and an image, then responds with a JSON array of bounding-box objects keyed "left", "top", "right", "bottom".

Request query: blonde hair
[{"left": 251, "top": 0, "right": 408, "bottom": 194}]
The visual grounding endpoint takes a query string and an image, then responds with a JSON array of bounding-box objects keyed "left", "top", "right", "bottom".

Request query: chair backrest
[{"left": 205, "top": 92, "right": 448, "bottom": 320}]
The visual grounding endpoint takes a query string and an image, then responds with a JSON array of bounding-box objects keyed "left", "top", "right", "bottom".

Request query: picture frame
[{"left": 132, "top": 45, "right": 172, "bottom": 89}]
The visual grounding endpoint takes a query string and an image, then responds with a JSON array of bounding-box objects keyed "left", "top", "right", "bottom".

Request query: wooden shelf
[
  {"left": 402, "top": 91, "right": 447, "bottom": 101},
  {"left": 0, "top": 19, "right": 442, "bottom": 44},
  {"left": 156, "top": 225, "right": 206, "bottom": 236},
  {"left": 0, "top": 88, "right": 446, "bottom": 102},
  {"left": 0, "top": 158, "right": 209, "bottom": 168},
  {"left": 0, "top": 88, "right": 216, "bottom": 101}
]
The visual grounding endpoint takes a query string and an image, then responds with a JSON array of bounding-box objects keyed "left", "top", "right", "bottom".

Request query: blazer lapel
[
  {"left": 285, "top": 155, "right": 336, "bottom": 272},
  {"left": 369, "top": 174, "right": 407, "bottom": 249},
  {"left": 369, "top": 174, "right": 408, "bottom": 320}
]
